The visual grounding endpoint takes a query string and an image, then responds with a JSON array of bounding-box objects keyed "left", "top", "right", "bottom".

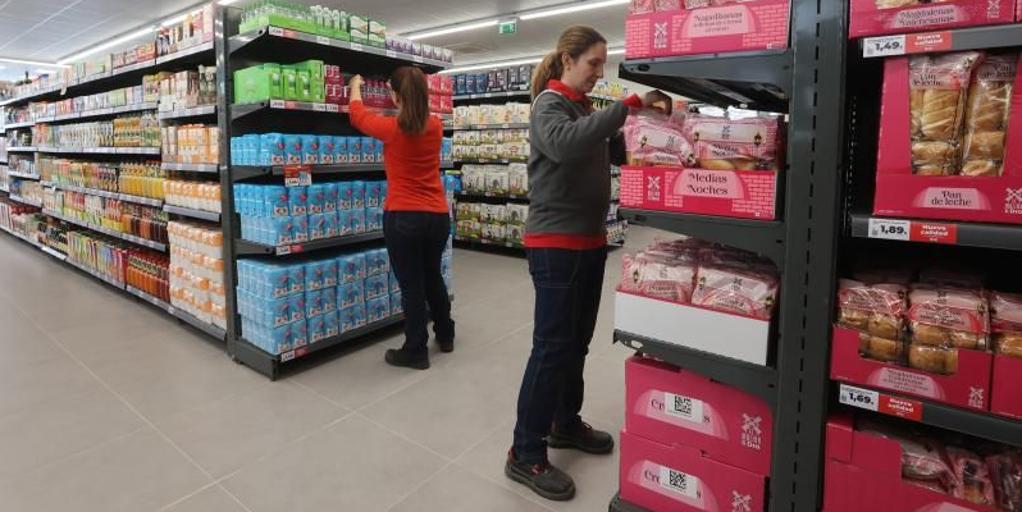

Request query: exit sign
[{"left": 498, "top": 20, "right": 517, "bottom": 35}]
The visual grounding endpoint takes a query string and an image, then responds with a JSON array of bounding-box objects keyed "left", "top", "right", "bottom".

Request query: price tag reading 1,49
[
  {"left": 839, "top": 384, "right": 880, "bottom": 412},
  {"left": 867, "top": 218, "right": 911, "bottom": 241},
  {"left": 863, "top": 34, "right": 907, "bottom": 58},
  {"left": 283, "top": 165, "right": 312, "bottom": 188}
]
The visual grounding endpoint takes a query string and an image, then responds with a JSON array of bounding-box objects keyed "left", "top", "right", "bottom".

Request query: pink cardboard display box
[
  {"left": 874, "top": 54, "right": 1022, "bottom": 225},
  {"left": 620, "top": 166, "right": 777, "bottom": 220},
  {"left": 625, "top": 356, "right": 773, "bottom": 476},
  {"left": 830, "top": 326, "right": 992, "bottom": 411},
  {"left": 991, "top": 353, "right": 1022, "bottom": 419},
  {"left": 824, "top": 415, "right": 1003, "bottom": 512},
  {"left": 624, "top": 0, "right": 790, "bottom": 59},
  {"left": 849, "top": 0, "right": 1016, "bottom": 38},
  {"left": 620, "top": 428, "right": 767, "bottom": 512}
]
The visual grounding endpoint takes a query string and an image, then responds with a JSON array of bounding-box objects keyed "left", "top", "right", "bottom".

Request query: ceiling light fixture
[
  {"left": 58, "top": 25, "right": 156, "bottom": 65},
  {"left": 218, "top": 0, "right": 241, "bottom": 5},
  {"left": 406, "top": 19, "right": 501, "bottom": 41},
  {"left": 160, "top": 13, "right": 189, "bottom": 28},
  {"left": 0, "top": 57, "right": 67, "bottom": 68},
  {"left": 518, "top": 0, "right": 630, "bottom": 20},
  {"left": 440, "top": 46, "right": 625, "bottom": 74}
]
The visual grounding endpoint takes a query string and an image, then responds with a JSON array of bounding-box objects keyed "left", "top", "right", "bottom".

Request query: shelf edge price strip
[
  {"left": 866, "top": 217, "right": 958, "bottom": 245},
  {"left": 838, "top": 383, "right": 923, "bottom": 421}
]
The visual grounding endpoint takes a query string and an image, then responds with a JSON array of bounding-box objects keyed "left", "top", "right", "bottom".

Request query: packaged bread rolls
[
  {"left": 865, "top": 334, "right": 906, "bottom": 363},
  {"left": 908, "top": 285, "right": 989, "bottom": 350},
  {"left": 909, "top": 52, "right": 983, "bottom": 175},
  {"left": 961, "top": 53, "right": 1017, "bottom": 177},
  {"left": 908, "top": 343, "right": 955, "bottom": 374},
  {"left": 691, "top": 265, "right": 779, "bottom": 320},
  {"left": 619, "top": 248, "right": 698, "bottom": 304},
  {"left": 838, "top": 278, "right": 907, "bottom": 339},
  {"left": 681, "top": 114, "right": 780, "bottom": 171},
  {"left": 990, "top": 291, "right": 1022, "bottom": 359}
]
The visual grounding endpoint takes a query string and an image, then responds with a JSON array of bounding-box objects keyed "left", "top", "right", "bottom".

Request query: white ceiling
[{"left": 0, "top": 0, "right": 629, "bottom": 81}]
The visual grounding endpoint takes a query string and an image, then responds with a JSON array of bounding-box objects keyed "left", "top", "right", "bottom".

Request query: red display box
[
  {"left": 620, "top": 166, "right": 777, "bottom": 220},
  {"left": 619, "top": 428, "right": 766, "bottom": 512},
  {"left": 625, "top": 356, "right": 773, "bottom": 476},
  {"left": 849, "top": 0, "right": 1016, "bottom": 38},
  {"left": 874, "top": 54, "right": 1022, "bottom": 225},
  {"left": 830, "top": 326, "right": 992, "bottom": 411},
  {"left": 824, "top": 415, "right": 1002, "bottom": 512},
  {"left": 624, "top": 0, "right": 790, "bottom": 59},
  {"left": 991, "top": 353, "right": 1022, "bottom": 419}
]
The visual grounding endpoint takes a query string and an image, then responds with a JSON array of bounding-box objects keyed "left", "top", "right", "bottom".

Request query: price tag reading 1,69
[
  {"left": 863, "top": 34, "right": 907, "bottom": 58},
  {"left": 867, "top": 218, "right": 911, "bottom": 241},
  {"left": 839, "top": 384, "right": 880, "bottom": 412}
]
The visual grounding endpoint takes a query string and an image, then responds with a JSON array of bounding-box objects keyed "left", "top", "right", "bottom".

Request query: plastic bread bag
[
  {"left": 619, "top": 251, "right": 697, "bottom": 304},
  {"left": 908, "top": 343, "right": 957, "bottom": 375},
  {"left": 681, "top": 114, "right": 780, "bottom": 171},
  {"left": 961, "top": 53, "right": 1017, "bottom": 177},
  {"left": 875, "top": 0, "right": 920, "bottom": 9},
  {"left": 684, "top": 0, "right": 758, "bottom": 7},
  {"left": 623, "top": 110, "right": 694, "bottom": 167},
  {"left": 947, "top": 447, "right": 996, "bottom": 506},
  {"left": 991, "top": 291, "right": 1022, "bottom": 359},
  {"left": 986, "top": 451, "right": 1022, "bottom": 511},
  {"left": 909, "top": 52, "right": 983, "bottom": 174},
  {"left": 690, "top": 265, "right": 779, "bottom": 320},
  {"left": 858, "top": 421, "right": 952, "bottom": 484},
  {"left": 838, "top": 278, "right": 907, "bottom": 339},
  {"left": 908, "top": 285, "right": 989, "bottom": 350}
]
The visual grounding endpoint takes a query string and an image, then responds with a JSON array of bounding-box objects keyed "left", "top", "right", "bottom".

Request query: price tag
[
  {"left": 268, "top": 27, "right": 284, "bottom": 37},
  {"left": 413, "top": 55, "right": 424, "bottom": 63},
  {"left": 907, "top": 31, "right": 952, "bottom": 54},
  {"left": 839, "top": 384, "right": 880, "bottom": 412},
  {"left": 284, "top": 101, "right": 298, "bottom": 110},
  {"left": 315, "top": 35, "right": 331, "bottom": 46},
  {"left": 281, "top": 350, "right": 296, "bottom": 362},
  {"left": 312, "top": 103, "right": 327, "bottom": 112},
  {"left": 275, "top": 245, "right": 292, "bottom": 256},
  {"left": 326, "top": 103, "right": 339, "bottom": 113},
  {"left": 910, "top": 222, "right": 958, "bottom": 245},
  {"left": 283, "top": 165, "right": 312, "bottom": 187},
  {"left": 863, "top": 34, "right": 907, "bottom": 58},
  {"left": 270, "top": 99, "right": 285, "bottom": 109},
  {"left": 350, "top": 42, "right": 364, "bottom": 52},
  {"left": 867, "top": 218, "right": 911, "bottom": 241},
  {"left": 295, "top": 347, "right": 308, "bottom": 358},
  {"left": 386, "top": 50, "right": 397, "bottom": 58}
]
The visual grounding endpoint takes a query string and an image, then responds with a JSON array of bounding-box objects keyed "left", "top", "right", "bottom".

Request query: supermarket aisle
[{"left": 0, "top": 226, "right": 658, "bottom": 512}]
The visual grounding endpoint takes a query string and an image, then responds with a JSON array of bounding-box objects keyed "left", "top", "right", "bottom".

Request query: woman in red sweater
[{"left": 349, "top": 67, "right": 454, "bottom": 370}]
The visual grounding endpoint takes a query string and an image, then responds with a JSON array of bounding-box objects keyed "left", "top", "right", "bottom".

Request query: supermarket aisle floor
[{"left": 0, "top": 226, "right": 661, "bottom": 512}]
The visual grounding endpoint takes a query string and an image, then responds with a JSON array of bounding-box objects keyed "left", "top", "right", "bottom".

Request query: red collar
[{"left": 547, "top": 79, "right": 592, "bottom": 108}]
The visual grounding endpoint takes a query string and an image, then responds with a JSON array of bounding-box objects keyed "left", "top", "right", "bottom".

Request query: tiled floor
[{"left": 0, "top": 226, "right": 663, "bottom": 512}]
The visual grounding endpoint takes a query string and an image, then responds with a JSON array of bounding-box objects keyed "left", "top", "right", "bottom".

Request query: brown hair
[
  {"left": 531, "top": 25, "right": 607, "bottom": 99},
  {"left": 390, "top": 66, "right": 430, "bottom": 135}
]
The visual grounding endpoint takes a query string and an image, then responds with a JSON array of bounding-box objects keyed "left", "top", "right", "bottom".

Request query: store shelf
[
  {"left": 231, "top": 162, "right": 385, "bottom": 181},
  {"left": 156, "top": 41, "right": 215, "bottom": 65},
  {"left": 35, "top": 102, "right": 159, "bottom": 124},
  {"left": 234, "top": 230, "right": 384, "bottom": 256},
  {"left": 126, "top": 284, "right": 227, "bottom": 340},
  {"left": 231, "top": 99, "right": 339, "bottom": 120},
  {"left": 621, "top": 208, "right": 786, "bottom": 266},
  {"left": 849, "top": 212, "right": 1022, "bottom": 251},
  {"left": 455, "top": 158, "right": 525, "bottom": 165},
  {"left": 453, "top": 90, "right": 530, "bottom": 101},
  {"left": 158, "top": 105, "right": 217, "bottom": 120},
  {"left": 455, "top": 191, "right": 528, "bottom": 202},
  {"left": 64, "top": 257, "right": 125, "bottom": 289},
  {"left": 4, "top": 121, "right": 35, "bottom": 129},
  {"left": 452, "top": 122, "right": 530, "bottom": 130},
  {"left": 835, "top": 381, "right": 1022, "bottom": 447},
  {"left": 8, "top": 170, "right": 40, "bottom": 180},
  {"left": 0, "top": 224, "right": 40, "bottom": 247},
  {"left": 125, "top": 284, "right": 173, "bottom": 313},
  {"left": 39, "top": 245, "right": 66, "bottom": 261},
  {"left": 36, "top": 146, "right": 161, "bottom": 155},
  {"left": 609, "top": 493, "right": 650, "bottom": 512},
  {"left": 43, "top": 182, "right": 162, "bottom": 207},
  {"left": 861, "top": 23, "right": 1022, "bottom": 58},
  {"left": 615, "top": 330, "right": 778, "bottom": 406},
  {"left": 161, "top": 162, "right": 221, "bottom": 173},
  {"left": 229, "top": 26, "right": 450, "bottom": 71},
  {"left": 9, "top": 194, "right": 42, "bottom": 207},
  {"left": 42, "top": 209, "right": 167, "bottom": 252},
  {"left": 619, "top": 50, "right": 792, "bottom": 112},
  {"left": 163, "top": 204, "right": 221, "bottom": 222},
  {"left": 7, "top": 147, "right": 36, "bottom": 152}
]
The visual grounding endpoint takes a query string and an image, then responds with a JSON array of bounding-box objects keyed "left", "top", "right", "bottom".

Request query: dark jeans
[
  {"left": 513, "top": 246, "right": 607, "bottom": 464},
  {"left": 383, "top": 211, "right": 454, "bottom": 357}
]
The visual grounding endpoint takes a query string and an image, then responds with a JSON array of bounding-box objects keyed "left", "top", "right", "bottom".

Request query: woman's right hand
[
  {"left": 642, "top": 90, "right": 672, "bottom": 115},
  {"left": 349, "top": 74, "right": 364, "bottom": 91}
]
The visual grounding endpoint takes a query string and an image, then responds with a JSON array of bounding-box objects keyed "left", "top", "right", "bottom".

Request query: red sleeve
[
  {"left": 622, "top": 94, "right": 643, "bottom": 109},
  {"left": 349, "top": 100, "right": 395, "bottom": 142}
]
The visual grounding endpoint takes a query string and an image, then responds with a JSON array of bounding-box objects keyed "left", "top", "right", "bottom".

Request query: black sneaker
[
  {"left": 436, "top": 338, "right": 454, "bottom": 353},
  {"left": 384, "top": 348, "right": 429, "bottom": 370},
  {"left": 435, "top": 321, "right": 455, "bottom": 353},
  {"left": 548, "top": 421, "right": 614, "bottom": 454},
  {"left": 504, "top": 451, "right": 575, "bottom": 501}
]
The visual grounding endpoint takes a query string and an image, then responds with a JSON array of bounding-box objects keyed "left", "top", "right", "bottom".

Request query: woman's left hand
[{"left": 349, "top": 74, "right": 364, "bottom": 91}]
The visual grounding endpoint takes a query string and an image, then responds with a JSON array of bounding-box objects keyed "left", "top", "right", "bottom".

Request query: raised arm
[{"left": 530, "top": 93, "right": 642, "bottom": 163}]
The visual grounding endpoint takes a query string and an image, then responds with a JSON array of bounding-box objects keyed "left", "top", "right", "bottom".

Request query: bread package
[
  {"left": 875, "top": 0, "right": 919, "bottom": 8},
  {"left": 962, "top": 53, "right": 1017, "bottom": 177},
  {"left": 947, "top": 447, "right": 996, "bottom": 506},
  {"left": 691, "top": 265, "right": 779, "bottom": 320},
  {"left": 619, "top": 250, "right": 697, "bottom": 304},
  {"left": 838, "top": 278, "right": 907, "bottom": 339},
  {"left": 681, "top": 114, "right": 780, "bottom": 171},
  {"left": 990, "top": 291, "right": 1022, "bottom": 358},
  {"left": 986, "top": 452, "right": 1022, "bottom": 512},
  {"left": 908, "top": 343, "right": 955, "bottom": 374},
  {"left": 861, "top": 333, "right": 906, "bottom": 363},
  {"left": 909, "top": 52, "right": 983, "bottom": 175},
  {"left": 907, "top": 285, "right": 989, "bottom": 349},
  {"left": 623, "top": 110, "right": 694, "bottom": 167}
]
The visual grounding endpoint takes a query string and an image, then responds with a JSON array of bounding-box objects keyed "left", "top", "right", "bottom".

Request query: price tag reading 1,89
[
  {"left": 864, "top": 34, "right": 907, "bottom": 58},
  {"left": 867, "top": 218, "right": 911, "bottom": 241},
  {"left": 839, "top": 384, "right": 880, "bottom": 412}
]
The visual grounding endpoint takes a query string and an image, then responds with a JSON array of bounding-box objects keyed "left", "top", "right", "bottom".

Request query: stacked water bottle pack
[
  {"left": 233, "top": 180, "right": 386, "bottom": 246},
  {"left": 230, "top": 132, "right": 453, "bottom": 166}
]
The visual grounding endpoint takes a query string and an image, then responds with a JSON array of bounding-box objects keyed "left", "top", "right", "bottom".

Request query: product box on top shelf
[
  {"left": 619, "top": 428, "right": 766, "bottom": 512},
  {"left": 620, "top": 110, "right": 781, "bottom": 220},
  {"left": 988, "top": 291, "right": 1022, "bottom": 419},
  {"left": 824, "top": 415, "right": 1007, "bottom": 512},
  {"left": 625, "top": 356, "right": 773, "bottom": 476},
  {"left": 624, "top": 0, "right": 790, "bottom": 59},
  {"left": 615, "top": 238, "right": 779, "bottom": 365},
  {"left": 874, "top": 51, "right": 1022, "bottom": 224},
  {"left": 849, "top": 0, "right": 1016, "bottom": 39}
]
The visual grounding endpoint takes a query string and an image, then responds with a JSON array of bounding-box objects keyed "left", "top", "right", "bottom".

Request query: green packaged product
[
  {"left": 282, "top": 68, "right": 298, "bottom": 100},
  {"left": 297, "top": 70, "right": 311, "bottom": 101},
  {"left": 264, "top": 63, "right": 282, "bottom": 99},
  {"left": 350, "top": 14, "right": 368, "bottom": 44},
  {"left": 368, "top": 19, "right": 386, "bottom": 48},
  {"left": 234, "top": 65, "right": 272, "bottom": 104},
  {"left": 311, "top": 77, "right": 326, "bottom": 103}
]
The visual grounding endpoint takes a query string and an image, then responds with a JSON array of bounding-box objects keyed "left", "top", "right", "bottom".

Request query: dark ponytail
[
  {"left": 390, "top": 66, "right": 429, "bottom": 135},
  {"left": 531, "top": 25, "right": 607, "bottom": 99}
]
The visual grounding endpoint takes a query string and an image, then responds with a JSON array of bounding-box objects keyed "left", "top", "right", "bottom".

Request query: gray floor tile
[
  {"left": 155, "top": 380, "right": 349, "bottom": 478},
  {"left": 163, "top": 485, "right": 249, "bottom": 512},
  {"left": 0, "top": 427, "right": 211, "bottom": 512},
  {"left": 0, "top": 354, "right": 99, "bottom": 417},
  {"left": 222, "top": 414, "right": 446, "bottom": 512},
  {"left": 388, "top": 464, "right": 552, "bottom": 512}
]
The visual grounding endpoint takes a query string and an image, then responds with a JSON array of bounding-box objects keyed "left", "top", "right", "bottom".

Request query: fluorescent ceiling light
[
  {"left": 519, "top": 0, "right": 629, "bottom": 20},
  {"left": 161, "top": 13, "right": 189, "bottom": 27},
  {"left": 58, "top": 25, "right": 156, "bottom": 65},
  {"left": 608, "top": 48, "right": 626, "bottom": 55},
  {"left": 440, "top": 56, "right": 543, "bottom": 74},
  {"left": 0, "top": 57, "right": 67, "bottom": 68},
  {"left": 406, "top": 19, "right": 500, "bottom": 41},
  {"left": 219, "top": 0, "right": 241, "bottom": 4}
]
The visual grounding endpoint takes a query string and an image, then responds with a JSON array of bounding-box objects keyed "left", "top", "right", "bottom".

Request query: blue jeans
[
  {"left": 513, "top": 247, "right": 607, "bottom": 464},
  {"left": 383, "top": 211, "right": 454, "bottom": 357}
]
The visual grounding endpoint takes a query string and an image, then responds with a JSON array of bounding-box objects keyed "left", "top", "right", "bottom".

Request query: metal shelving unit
[
  {"left": 612, "top": 1, "right": 848, "bottom": 510},
  {"left": 163, "top": 204, "right": 221, "bottom": 222},
  {"left": 452, "top": 90, "right": 530, "bottom": 102}
]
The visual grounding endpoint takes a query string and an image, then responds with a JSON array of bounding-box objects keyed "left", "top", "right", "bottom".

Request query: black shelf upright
[{"left": 613, "top": 0, "right": 848, "bottom": 510}]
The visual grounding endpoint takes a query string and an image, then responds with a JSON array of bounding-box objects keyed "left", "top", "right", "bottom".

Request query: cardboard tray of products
[
  {"left": 990, "top": 352, "right": 1022, "bottom": 419},
  {"left": 619, "top": 166, "right": 777, "bottom": 220},
  {"left": 849, "top": 0, "right": 1017, "bottom": 39}
]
